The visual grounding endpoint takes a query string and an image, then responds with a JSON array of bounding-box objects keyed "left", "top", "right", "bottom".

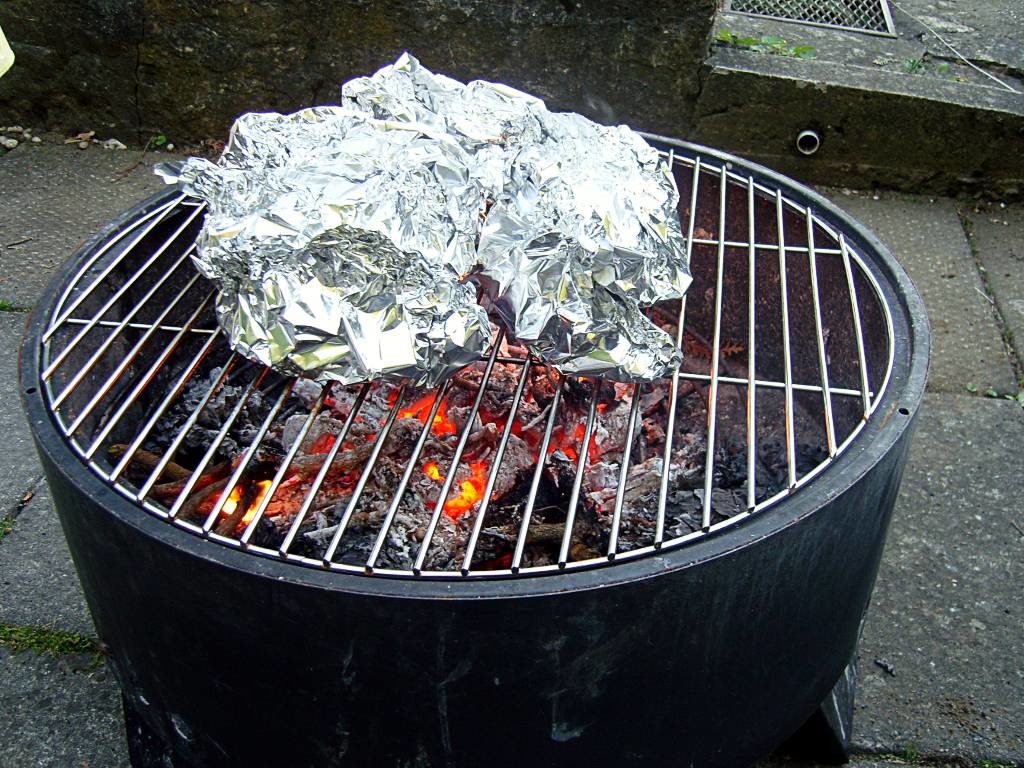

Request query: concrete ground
[{"left": 1, "top": 144, "right": 1022, "bottom": 768}]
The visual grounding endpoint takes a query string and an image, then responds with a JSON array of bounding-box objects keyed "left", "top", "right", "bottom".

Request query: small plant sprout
[{"left": 715, "top": 29, "right": 816, "bottom": 59}]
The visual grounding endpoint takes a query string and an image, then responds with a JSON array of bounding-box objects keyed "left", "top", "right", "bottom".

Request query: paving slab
[
  {"left": 0, "top": 142, "right": 181, "bottom": 310},
  {"left": 0, "top": 484, "right": 95, "bottom": 637},
  {"left": 0, "top": 311, "right": 40, "bottom": 513},
  {"left": 966, "top": 200, "right": 1024, "bottom": 378},
  {"left": 762, "top": 760, "right": 929, "bottom": 767},
  {"left": 820, "top": 190, "right": 1018, "bottom": 394},
  {"left": 0, "top": 648, "right": 128, "bottom": 768},
  {"left": 852, "top": 393, "right": 1024, "bottom": 763}
]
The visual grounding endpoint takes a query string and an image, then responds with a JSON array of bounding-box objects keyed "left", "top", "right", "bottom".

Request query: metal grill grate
[
  {"left": 36, "top": 147, "right": 895, "bottom": 580},
  {"left": 726, "top": 0, "right": 896, "bottom": 36}
]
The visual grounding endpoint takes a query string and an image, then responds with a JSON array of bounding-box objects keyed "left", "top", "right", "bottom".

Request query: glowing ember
[
  {"left": 307, "top": 433, "right": 336, "bottom": 454},
  {"left": 545, "top": 421, "right": 595, "bottom": 463},
  {"left": 399, "top": 394, "right": 456, "bottom": 435},
  {"left": 246, "top": 480, "right": 273, "bottom": 523},
  {"left": 444, "top": 463, "right": 488, "bottom": 518},
  {"left": 421, "top": 460, "right": 488, "bottom": 518},
  {"left": 220, "top": 485, "right": 243, "bottom": 516},
  {"left": 220, "top": 480, "right": 273, "bottom": 528}
]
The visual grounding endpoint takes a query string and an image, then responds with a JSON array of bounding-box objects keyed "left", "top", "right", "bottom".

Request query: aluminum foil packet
[{"left": 157, "top": 53, "right": 691, "bottom": 384}]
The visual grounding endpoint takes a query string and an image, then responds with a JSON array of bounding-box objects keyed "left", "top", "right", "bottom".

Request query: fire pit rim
[{"left": 20, "top": 138, "right": 929, "bottom": 600}]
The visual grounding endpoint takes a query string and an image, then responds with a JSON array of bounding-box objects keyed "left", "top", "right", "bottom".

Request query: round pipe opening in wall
[{"left": 796, "top": 129, "right": 822, "bottom": 156}]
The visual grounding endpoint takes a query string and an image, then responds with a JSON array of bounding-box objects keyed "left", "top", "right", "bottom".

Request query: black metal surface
[
  {"left": 20, "top": 138, "right": 929, "bottom": 767},
  {"left": 32, "top": 432, "right": 911, "bottom": 767}
]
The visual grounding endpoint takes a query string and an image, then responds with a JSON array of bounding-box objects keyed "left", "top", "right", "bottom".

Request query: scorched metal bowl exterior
[{"left": 20, "top": 139, "right": 929, "bottom": 768}]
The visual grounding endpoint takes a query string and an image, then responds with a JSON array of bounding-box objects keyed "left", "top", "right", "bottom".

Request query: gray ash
[{"left": 146, "top": 366, "right": 273, "bottom": 465}]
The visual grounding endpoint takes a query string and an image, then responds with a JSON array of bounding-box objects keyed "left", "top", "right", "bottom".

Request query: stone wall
[{"left": 0, "top": 0, "right": 717, "bottom": 144}]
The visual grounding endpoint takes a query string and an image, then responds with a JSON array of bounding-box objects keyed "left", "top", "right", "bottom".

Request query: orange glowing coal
[
  {"left": 399, "top": 394, "right": 457, "bottom": 435},
  {"left": 421, "top": 461, "right": 488, "bottom": 518},
  {"left": 221, "top": 485, "right": 244, "bottom": 515},
  {"left": 307, "top": 432, "right": 336, "bottom": 454},
  {"left": 545, "top": 421, "right": 595, "bottom": 463},
  {"left": 220, "top": 480, "right": 273, "bottom": 527},
  {"left": 446, "top": 463, "right": 488, "bottom": 518}
]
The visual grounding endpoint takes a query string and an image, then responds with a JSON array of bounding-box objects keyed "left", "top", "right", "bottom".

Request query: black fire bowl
[{"left": 20, "top": 138, "right": 929, "bottom": 768}]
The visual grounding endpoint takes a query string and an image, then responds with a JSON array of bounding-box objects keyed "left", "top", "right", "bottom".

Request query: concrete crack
[
  {"left": 957, "top": 205, "right": 1024, "bottom": 388},
  {"left": 1, "top": 475, "right": 45, "bottom": 532}
]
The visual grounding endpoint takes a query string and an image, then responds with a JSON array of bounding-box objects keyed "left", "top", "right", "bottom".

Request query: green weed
[
  {"left": 715, "top": 29, "right": 816, "bottom": 59},
  {"left": 0, "top": 298, "right": 29, "bottom": 312},
  {"left": 0, "top": 623, "right": 100, "bottom": 659}
]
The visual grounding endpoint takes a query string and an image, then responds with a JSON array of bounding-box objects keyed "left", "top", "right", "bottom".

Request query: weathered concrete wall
[
  {"left": 0, "top": 0, "right": 717, "bottom": 144},
  {"left": 691, "top": 49, "right": 1024, "bottom": 199}
]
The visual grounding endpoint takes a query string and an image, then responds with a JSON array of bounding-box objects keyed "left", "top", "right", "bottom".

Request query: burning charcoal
[
  {"left": 562, "top": 376, "right": 596, "bottom": 413},
  {"left": 448, "top": 362, "right": 523, "bottom": 416},
  {"left": 527, "top": 367, "right": 559, "bottom": 408},
  {"left": 547, "top": 453, "right": 579, "bottom": 494},
  {"left": 346, "top": 420, "right": 379, "bottom": 443},
  {"left": 489, "top": 433, "right": 533, "bottom": 499},
  {"left": 146, "top": 367, "right": 272, "bottom": 465},
  {"left": 642, "top": 416, "right": 665, "bottom": 445},
  {"left": 513, "top": 396, "right": 542, "bottom": 432},
  {"left": 326, "top": 386, "right": 367, "bottom": 419},
  {"left": 290, "top": 412, "right": 347, "bottom": 454},
  {"left": 464, "top": 422, "right": 500, "bottom": 459},
  {"left": 291, "top": 377, "right": 323, "bottom": 409},
  {"left": 357, "top": 384, "right": 404, "bottom": 426},
  {"left": 280, "top": 413, "right": 312, "bottom": 452},
  {"left": 591, "top": 402, "right": 634, "bottom": 459},
  {"left": 382, "top": 417, "right": 429, "bottom": 456},
  {"left": 446, "top": 404, "right": 481, "bottom": 436},
  {"left": 640, "top": 388, "right": 667, "bottom": 416},
  {"left": 587, "top": 461, "right": 619, "bottom": 494},
  {"left": 141, "top": 256, "right": 832, "bottom": 573}
]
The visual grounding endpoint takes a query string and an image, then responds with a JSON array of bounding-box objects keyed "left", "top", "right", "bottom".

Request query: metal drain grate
[{"left": 726, "top": 0, "right": 896, "bottom": 36}]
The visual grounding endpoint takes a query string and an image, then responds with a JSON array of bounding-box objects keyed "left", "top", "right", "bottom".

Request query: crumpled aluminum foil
[{"left": 157, "top": 53, "right": 691, "bottom": 384}]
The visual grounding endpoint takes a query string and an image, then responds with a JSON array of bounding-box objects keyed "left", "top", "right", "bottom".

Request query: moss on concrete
[{"left": 0, "top": 623, "right": 100, "bottom": 659}]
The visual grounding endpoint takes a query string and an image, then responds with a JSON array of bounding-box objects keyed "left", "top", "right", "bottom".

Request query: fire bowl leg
[
  {"left": 123, "top": 695, "right": 177, "bottom": 768},
  {"left": 778, "top": 659, "right": 857, "bottom": 765}
]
